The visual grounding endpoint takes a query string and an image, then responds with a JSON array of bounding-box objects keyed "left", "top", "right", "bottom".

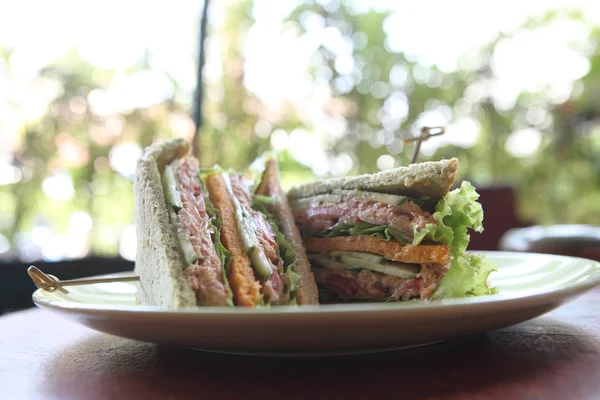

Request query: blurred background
[{"left": 2, "top": 0, "right": 600, "bottom": 309}]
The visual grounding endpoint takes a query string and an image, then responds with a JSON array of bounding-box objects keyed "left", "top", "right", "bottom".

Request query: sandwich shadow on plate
[{"left": 41, "top": 320, "right": 600, "bottom": 400}]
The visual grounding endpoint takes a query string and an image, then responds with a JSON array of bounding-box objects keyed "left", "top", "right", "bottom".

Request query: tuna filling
[
  {"left": 293, "top": 197, "right": 435, "bottom": 241},
  {"left": 314, "top": 263, "right": 448, "bottom": 301},
  {"left": 174, "top": 159, "right": 229, "bottom": 306}
]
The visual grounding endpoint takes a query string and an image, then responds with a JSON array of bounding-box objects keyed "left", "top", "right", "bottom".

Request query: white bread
[
  {"left": 259, "top": 159, "right": 319, "bottom": 305},
  {"left": 133, "top": 138, "right": 197, "bottom": 308},
  {"left": 287, "top": 158, "right": 458, "bottom": 199}
]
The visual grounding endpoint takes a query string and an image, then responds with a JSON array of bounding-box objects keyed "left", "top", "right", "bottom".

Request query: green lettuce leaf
[
  {"left": 433, "top": 253, "right": 498, "bottom": 298},
  {"left": 416, "top": 181, "right": 496, "bottom": 298},
  {"left": 252, "top": 195, "right": 300, "bottom": 304},
  {"left": 253, "top": 194, "right": 276, "bottom": 205},
  {"left": 256, "top": 294, "right": 269, "bottom": 308},
  {"left": 413, "top": 180, "right": 483, "bottom": 252},
  {"left": 311, "top": 222, "right": 412, "bottom": 244},
  {"left": 199, "top": 165, "right": 226, "bottom": 178}
]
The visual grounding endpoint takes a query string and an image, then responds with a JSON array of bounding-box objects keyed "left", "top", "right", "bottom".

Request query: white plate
[{"left": 32, "top": 251, "right": 600, "bottom": 356}]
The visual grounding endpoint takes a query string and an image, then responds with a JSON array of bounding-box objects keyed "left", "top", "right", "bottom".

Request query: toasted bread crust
[
  {"left": 134, "top": 138, "right": 197, "bottom": 308},
  {"left": 205, "top": 173, "right": 261, "bottom": 307},
  {"left": 288, "top": 158, "right": 458, "bottom": 200},
  {"left": 304, "top": 236, "right": 449, "bottom": 264},
  {"left": 259, "top": 159, "right": 319, "bottom": 305}
]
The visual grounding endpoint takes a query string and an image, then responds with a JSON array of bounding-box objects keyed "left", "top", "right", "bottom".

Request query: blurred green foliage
[{"left": 1, "top": 2, "right": 599, "bottom": 261}]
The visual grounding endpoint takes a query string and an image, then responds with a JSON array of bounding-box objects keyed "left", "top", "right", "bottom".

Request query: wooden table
[{"left": 2, "top": 289, "right": 600, "bottom": 400}]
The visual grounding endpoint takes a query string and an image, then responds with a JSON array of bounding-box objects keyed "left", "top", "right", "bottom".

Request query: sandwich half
[
  {"left": 134, "top": 138, "right": 318, "bottom": 308},
  {"left": 287, "top": 158, "right": 496, "bottom": 302}
]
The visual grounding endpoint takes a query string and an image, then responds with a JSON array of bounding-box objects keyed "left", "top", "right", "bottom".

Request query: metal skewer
[
  {"left": 27, "top": 266, "right": 139, "bottom": 294},
  {"left": 402, "top": 126, "right": 446, "bottom": 164}
]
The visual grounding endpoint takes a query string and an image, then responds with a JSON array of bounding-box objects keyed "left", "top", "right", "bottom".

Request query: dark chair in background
[
  {"left": 465, "top": 185, "right": 600, "bottom": 261},
  {"left": 500, "top": 225, "right": 600, "bottom": 261},
  {"left": 0, "top": 257, "right": 134, "bottom": 314},
  {"left": 467, "top": 185, "right": 529, "bottom": 251}
]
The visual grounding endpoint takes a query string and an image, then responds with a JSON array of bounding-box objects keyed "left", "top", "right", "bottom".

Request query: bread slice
[
  {"left": 134, "top": 138, "right": 197, "bottom": 308},
  {"left": 258, "top": 159, "right": 319, "bottom": 305},
  {"left": 287, "top": 158, "right": 458, "bottom": 200},
  {"left": 205, "top": 173, "right": 262, "bottom": 307},
  {"left": 304, "top": 236, "right": 449, "bottom": 264}
]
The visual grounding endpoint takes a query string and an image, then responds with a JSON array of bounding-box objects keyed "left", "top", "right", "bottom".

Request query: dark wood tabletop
[{"left": 2, "top": 288, "right": 600, "bottom": 400}]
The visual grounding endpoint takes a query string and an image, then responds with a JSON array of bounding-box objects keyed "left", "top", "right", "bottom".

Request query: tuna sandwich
[
  {"left": 287, "top": 158, "right": 496, "bottom": 302},
  {"left": 134, "top": 138, "right": 318, "bottom": 308}
]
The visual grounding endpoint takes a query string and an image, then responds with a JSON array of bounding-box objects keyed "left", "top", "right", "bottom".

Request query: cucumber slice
[
  {"left": 353, "top": 191, "right": 412, "bottom": 206},
  {"left": 309, "top": 251, "right": 420, "bottom": 278},
  {"left": 248, "top": 246, "right": 273, "bottom": 280},
  {"left": 179, "top": 235, "right": 199, "bottom": 265},
  {"left": 338, "top": 255, "right": 419, "bottom": 278},
  {"left": 290, "top": 190, "right": 413, "bottom": 210},
  {"left": 307, "top": 254, "right": 347, "bottom": 269},
  {"left": 222, "top": 173, "right": 273, "bottom": 281},
  {"left": 168, "top": 208, "right": 198, "bottom": 265},
  {"left": 162, "top": 164, "right": 183, "bottom": 211},
  {"left": 328, "top": 250, "right": 386, "bottom": 264}
]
